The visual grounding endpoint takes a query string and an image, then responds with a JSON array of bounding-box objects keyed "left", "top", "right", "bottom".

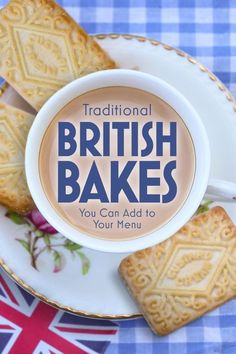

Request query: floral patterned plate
[{"left": 0, "top": 34, "right": 236, "bottom": 319}]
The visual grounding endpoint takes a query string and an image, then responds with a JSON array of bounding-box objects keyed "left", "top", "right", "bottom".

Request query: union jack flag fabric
[{"left": 0, "top": 270, "right": 118, "bottom": 354}]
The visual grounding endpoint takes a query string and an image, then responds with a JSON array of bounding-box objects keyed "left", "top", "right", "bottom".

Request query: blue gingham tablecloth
[
  {"left": 0, "top": 1, "right": 236, "bottom": 353},
  {"left": 59, "top": 0, "right": 236, "bottom": 98}
]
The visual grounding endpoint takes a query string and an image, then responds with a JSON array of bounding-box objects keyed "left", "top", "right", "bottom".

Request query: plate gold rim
[{"left": 0, "top": 33, "right": 235, "bottom": 320}]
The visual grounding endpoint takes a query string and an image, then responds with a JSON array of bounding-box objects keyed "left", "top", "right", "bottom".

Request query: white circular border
[{"left": 25, "top": 69, "right": 210, "bottom": 253}]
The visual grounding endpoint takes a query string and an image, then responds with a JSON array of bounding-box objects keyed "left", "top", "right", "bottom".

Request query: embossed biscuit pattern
[
  {"left": 119, "top": 207, "right": 236, "bottom": 335},
  {"left": 0, "top": 101, "right": 35, "bottom": 213},
  {"left": 0, "top": 0, "right": 116, "bottom": 111}
]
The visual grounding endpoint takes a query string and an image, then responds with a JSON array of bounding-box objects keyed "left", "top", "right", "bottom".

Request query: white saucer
[{"left": 0, "top": 34, "right": 236, "bottom": 319}]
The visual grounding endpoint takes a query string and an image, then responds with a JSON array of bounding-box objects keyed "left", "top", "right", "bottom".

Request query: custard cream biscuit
[
  {"left": 0, "top": 0, "right": 116, "bottom": 111},
  {"left": 0, "top": 101, "right": 35, "bottom": 213},
  {"left": 119, "top": 207, "right": 236, "bottom": 335}
]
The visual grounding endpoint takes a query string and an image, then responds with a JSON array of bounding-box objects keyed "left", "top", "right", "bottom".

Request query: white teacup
[{"left": 25, "top": 69, "right": 236, "bottom": 252}]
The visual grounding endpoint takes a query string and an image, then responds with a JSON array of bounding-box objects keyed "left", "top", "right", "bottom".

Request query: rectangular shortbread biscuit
[
  {"left": 0, "top": 101, "right": 35, "bottom": 213},
  {"left": 0, "top": 0, "right": 116, "bottom": 111},
  {"left": 119, "top": 207, "right": 236, "bottom": 335}
]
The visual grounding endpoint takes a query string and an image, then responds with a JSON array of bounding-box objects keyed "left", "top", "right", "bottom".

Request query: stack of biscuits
[{"left": 0, "top": 0, "right": 116, "bottom": 213}]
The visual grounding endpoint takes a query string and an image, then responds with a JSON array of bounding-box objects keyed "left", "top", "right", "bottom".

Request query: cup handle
[{"left": 205, "top": 178, "right": 236, "bottom": 203}]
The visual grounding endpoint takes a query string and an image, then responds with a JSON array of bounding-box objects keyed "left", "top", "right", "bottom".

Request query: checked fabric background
[{"left": 0, "top": 0, "right": 236, "bottom": 353}]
